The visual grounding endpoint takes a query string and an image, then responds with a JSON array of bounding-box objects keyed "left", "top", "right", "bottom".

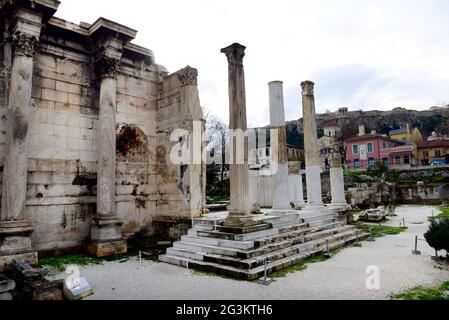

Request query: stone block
[
  {"left": 0, "top": 252, "right": 38, "bottom": 272},
  {"left": 86, "top": 240, "right": 127, "bottom": 258},
  {"left": 116, "top": 185, "right": 135, "bottom": 195},
  {"left": 0, "top": 292, "right": 13, "bottom": 300},
  {"left": 56, "top": 81, "right": 82, "bottom": 95}
]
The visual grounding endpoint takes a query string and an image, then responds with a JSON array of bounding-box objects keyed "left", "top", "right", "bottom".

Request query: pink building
[{"left": 345, "top": 134, "right": 409, "bottom": 169}]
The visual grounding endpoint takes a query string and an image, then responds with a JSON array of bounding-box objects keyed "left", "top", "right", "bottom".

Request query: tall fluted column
[
  {"left": 221, "top": 43, "right": 256, "bottom": 227},
  {"left": 0, "top": 20, "right": 42, "bottom": 270},
  {"left": 301, "top": 81, "right": 324, "bottom": 207},
  {"left": 269, "top": 81, "right": 290, "bottom": 210},
  {"left": 87, "top": 53, "right": 127, "bottom": 258}
]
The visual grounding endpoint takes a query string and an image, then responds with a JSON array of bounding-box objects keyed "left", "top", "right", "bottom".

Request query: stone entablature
[{"left": 0, "top": 0, "right": 205, "bottom": 261}]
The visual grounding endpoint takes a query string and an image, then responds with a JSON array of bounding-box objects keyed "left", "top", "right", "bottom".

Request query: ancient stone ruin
[
  {"left": 160, "top": 43, "right": 363, "bottom": 280},
  {"left": 0, "top": 0, "right": 205, "bottom": 269}
]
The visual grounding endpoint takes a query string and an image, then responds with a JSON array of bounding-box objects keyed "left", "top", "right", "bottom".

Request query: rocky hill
[{"left": 286, "top": 106, "right": 449, "bottom": 148}]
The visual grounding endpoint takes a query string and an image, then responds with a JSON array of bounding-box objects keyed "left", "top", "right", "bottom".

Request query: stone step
[
  {"left": 180, "top": 235, "right": 255, "bottom": 250},
  {"left": 202, "top": 228, "right": 360, "bottom": 270},
  {"left": 159, "top": 230, "right": 366, "bottom": 281},
  {"left": 304, "top": 225, "right": 355, "bottom": 242},
  {"left": 270, "top": 219, "right": 303, "bottom": 228},
  {"left": 173, "top": 241, "right": 241, "bottom": 258},
  {"left": 277, "top": 222, "right": 310, "bottom": 234},
  {"left": 263, "top": 214, "right": 301, "bottom": 224},
  {"left": 254, "top": 221, "right": 343, "bottom": 248},
  {"left": 308, "top": 218, "right": 337, "bottom": 228},
  {"left": 302, "top": 213, "right": 337, "bottom": 223}
]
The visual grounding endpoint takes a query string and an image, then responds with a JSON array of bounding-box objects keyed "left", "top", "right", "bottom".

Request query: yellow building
[
  {"left": 389, "top": 124, "right": 424, "bottom": 145},
  {"left": 414, "top": 140, "right": 449, "bottom": 166}
]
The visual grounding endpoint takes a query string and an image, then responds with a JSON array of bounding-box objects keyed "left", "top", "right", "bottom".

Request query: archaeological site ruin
[
  {"left": 0, "top": 0, "right": 367, "bottom": 283},
  {"left": 0, "top": 0, "right": 205, "bottom": 270}
]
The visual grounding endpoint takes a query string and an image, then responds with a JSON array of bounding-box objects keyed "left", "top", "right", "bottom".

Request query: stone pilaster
[
  {"left": 221, "top": 43, "right": 256, "bottom": 228},
  {"left": 87, "top": 48, "right": 127, "bottom": 258},
  {"left": 301, "top": 81, "right": 324, "bottom": 207},
  {"left": 269, "top": 81, "right": 290, "bottom": 210},
  {"left": 0, "top": 8, "right": 44, "bottom": 270}
]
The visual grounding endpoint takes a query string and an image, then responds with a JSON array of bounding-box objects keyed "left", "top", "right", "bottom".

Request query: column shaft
[
  {"left": 87, "top": 55, "right": 127, "bottom": 257},
  {"left": 269, "top": 81, "right": 290, "bottom": 210},
  {"left": 301, "top": 81, "right": 323, "bottom": 206},
  {"left": 221, "top": 43, "right": 256, "bottom": 227},
  {"left": 0, "top": 31, "right": 39, "bottom": 268}
]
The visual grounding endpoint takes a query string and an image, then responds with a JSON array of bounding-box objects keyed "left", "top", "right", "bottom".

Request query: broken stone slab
[
  {"left": 358, "top": 207, "right": 388, "bottom": 222},
  {"left": 5, "top": 259, "right": 63, "bottom": 301}
]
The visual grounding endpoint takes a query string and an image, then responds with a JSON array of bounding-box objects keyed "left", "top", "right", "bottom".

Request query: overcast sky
[{"left": 56, "top": 0, "right": 449, "bottom": 127}]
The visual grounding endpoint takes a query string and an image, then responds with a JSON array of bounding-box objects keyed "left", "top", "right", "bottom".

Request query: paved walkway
[{"left": 55, "top": 206, "right": 449, "bottom": 300}]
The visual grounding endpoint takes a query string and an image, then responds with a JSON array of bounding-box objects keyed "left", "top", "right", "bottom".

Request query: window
[
  {"left": 395, "top": 156, "right": 401, "bottom": 165},
  {"left": 403, "top": 156, "right": 410, "bottom": 165},
  {"left": 367, "top": 143, "right": 374, "bottom": 153},
  {"left": 368, "top": 158, "right": 375, "bottom": 167},
  {"left": 435, "top": 150, "right": 442, "bottom": 158},
  {"left": 423, "top": 151, "right": 429, "bottom": 158},
  {"left": 266, "top": 148, "right": 270, "bottom": 157},
  {"left": 353, "top": 145, "right": 359, "bottom": 154},
  {"left": 383, "top": 158, "right": 389, "bottom": 167},
  {"left": 354, "top": 159, "right": 360, "bottom": 168}
]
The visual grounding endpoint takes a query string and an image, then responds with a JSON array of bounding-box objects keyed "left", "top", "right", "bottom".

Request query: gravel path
[{"left": 54, "top": 206, "right": 449, "bottom": 300}]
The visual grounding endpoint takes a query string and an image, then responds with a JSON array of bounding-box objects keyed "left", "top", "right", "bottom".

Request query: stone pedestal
[
  {"left": 301, "top": 81, "right": 324, "bottom": 208},
  {"left": 221, "top": 43, "right": 258, "bottom": 229},
  {"left": 0, "top": 7, "right": 46, "bottom": 270},
  {"left": 329, "top": 159, "right": 350, "bottom": 210},
  {"left": 269, "top": 81, "right": 291, "bottom": 211},
  {"left": 289, "top": 174, "right": 305, "bottom": 206}
]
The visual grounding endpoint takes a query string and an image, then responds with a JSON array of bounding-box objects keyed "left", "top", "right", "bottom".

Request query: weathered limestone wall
[
  {"left": 0, "top": 13, "right": 204, "bottom": 254},
  {"left": 156, "top": 66, "right": 205, "bottom": 220}
]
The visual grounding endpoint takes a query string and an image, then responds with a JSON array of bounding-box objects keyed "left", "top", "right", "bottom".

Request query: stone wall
[
  {"left": 0, "top": 15, "right": 205, "bottom": 254},
  {"left": 156, "top": 66, "right": 205, "bottom": 221}
]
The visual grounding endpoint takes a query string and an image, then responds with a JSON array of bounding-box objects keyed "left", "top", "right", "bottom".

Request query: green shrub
[{"left": 424, "top": 218, "right": 449, "bottom": 254}]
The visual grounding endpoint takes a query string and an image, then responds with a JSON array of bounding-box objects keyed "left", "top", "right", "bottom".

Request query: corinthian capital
[
  {"left": 12, "top": 31, "right": 39, "bottom": 58},
  {"left": 301, "top": 81, "right": 315, "bottom": 96},
  {"left": 95, "top": 56, "right": 120, "bottom": 79},
  {"left": 177, "top": 66, "right": 198, "bottom": 86},
  {"left": 221, "top": 43, "right": 246, "bottom": 68}
]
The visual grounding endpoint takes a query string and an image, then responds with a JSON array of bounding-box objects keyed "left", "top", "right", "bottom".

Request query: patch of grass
[
  {"left": 428, "top": 207, "right": 449, "bottom": 222},
  {"left": 353, "top": 221, "right": 407, "bottom": 237},
  {"left": 391, "top": 281, "right": 449, "bottom": 300},
  {"left": 39, "top": 255, "right": 104, "bottom": 273},
  {"left": 270, "top": 248, "right": 344, "bottom": 279}
]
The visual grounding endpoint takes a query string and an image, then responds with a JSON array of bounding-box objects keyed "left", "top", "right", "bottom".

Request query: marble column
[
  {"left": 269, "top": 81, "right": 291, "bottom": 210},
  {"left": 87, "top": 54, "right": 127, "bottom": 258},
  {"left": 301, "top": 81, "right": 324, "bottom": 207},
  {"left": 221, "top": 43, "right": 257, "bottom": 227},
  {"left": 0, "top": 23, "right": 42, "bottom": 269},
  {"left": 330, "top": 151, "right": 349, "bottom": 209}
]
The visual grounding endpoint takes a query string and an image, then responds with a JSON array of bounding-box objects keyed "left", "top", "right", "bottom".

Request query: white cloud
[{"left": 55, "top": 0, "right": 449, "bottom": 126}]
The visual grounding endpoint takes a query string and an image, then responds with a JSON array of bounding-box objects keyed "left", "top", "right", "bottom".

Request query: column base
[
  {"left": 223, "top": 213, "right": 259, "bottom": 228},
  {"left": 0, "top": 252, "right": 38, "bottom": 272},
  {"left": 0, "top": 220, "right": 37, "bottom": 271},
  {"left": 328, "top": 203, "right": 351, "bottom": 211},
  {"left": 293, "top": 202, "right": 307, "bottom": 209},
  {"left": 88, "top": 215, "right": 127, "bottom": 258},
  {"left": 86, "top": 240, "right": 127, "bottom": 258}
]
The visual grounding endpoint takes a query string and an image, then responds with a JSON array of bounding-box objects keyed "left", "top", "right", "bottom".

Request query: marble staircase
[{"left": 159, "top": 211, "right": 366, "bottom": 280}]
